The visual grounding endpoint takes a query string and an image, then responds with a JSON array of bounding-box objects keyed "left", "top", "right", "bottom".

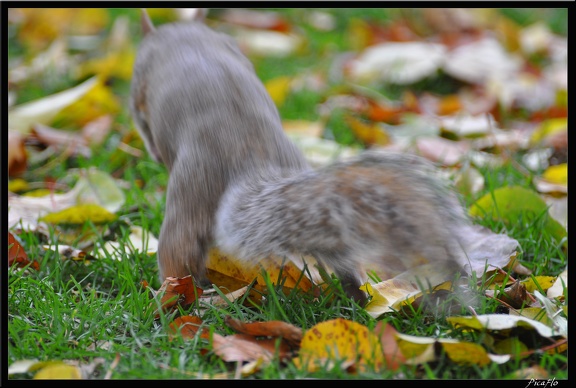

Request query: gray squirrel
[{"left": 130, "top": 10, "right": 469, "bottom": 304}]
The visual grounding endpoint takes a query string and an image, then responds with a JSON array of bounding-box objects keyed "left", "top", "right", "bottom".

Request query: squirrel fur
[{"left": 130, "top": 10, "right": 469, "bottom": 304}]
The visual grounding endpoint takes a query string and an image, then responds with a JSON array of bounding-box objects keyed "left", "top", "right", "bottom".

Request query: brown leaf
[
  {"left": 224, "top": 315, "right": 302, "bottom": 348},
  {"left": 169, "top": 316, "right": 208, "bottom": 341},
  {"left": 211, "top": 332, "right": 273, "bottom": 364},
  {"left": 30, "top": 123, "right": 91, "bottom": 157},
  {"left": 219, "top": 9, "right": 291, "bottom": 33},
  {"left": 81, "top": 115, "right": 113, "bottom": 146},
  {"left": 496, "top": 280, "right": 530, "bottom": 309},
  {"left": 232, "top": 333, "right": 295, "bottom": 361},
  {"left": 374, "top": 321, "right": 407, "bottom": 371},
  {"left": 156, "top": 275, "right": 203, "bottom": 314},
  {"left": 415, "top": 137, "right": 471, "bottom": 166},
  {"left": 345, "top": 115, "right": 390, "bottom": 146},
  {"left": 8, "top": 231, "right": 39, "bottom": 270},
  {"left": 8, "top": 130, "right": 27, "bottom": 177}
]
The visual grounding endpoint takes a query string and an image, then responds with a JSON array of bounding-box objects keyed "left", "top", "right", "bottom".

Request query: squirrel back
[{"left": 215, "top": 151, "right": 469, "bottom": 302}]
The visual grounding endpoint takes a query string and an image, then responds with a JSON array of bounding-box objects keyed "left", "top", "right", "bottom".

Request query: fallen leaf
[
  {"left": 294, "top": 318, "right": 385, "bottom": 372},
  {"left": 169, "top": 315, "right": 207, "bottom": 341},
  {"left": 7, "top": 130, "right": 28, "bottom": 177},
  {"left": 443, "top": 37, "right": 521, "bottom": 85},
  {"left": 415, "top": 136, "right": 471, "bottom": 166},
  {"left": 52, "top": 79, "right": 121, "bottom": 128},
  {"left": 42, "top": 244, "right": 95, "bottom": 263},
  {"left": 76, "top": 49, "right": 135, "bottom": 81},
  {"left": 8, "top": 76, "right": 98, "bottom": 134},
  {"left": 220, "top": 9, "right": 291, "bottom": 32},
  {"left": 345, "top": 115, "right": 390, "bottom": 146},
  {"left": 469, "top": 186, "right": 567, "bottom": 244},
  {"left": 546, "top": 267, "right": 567, "bottom": 299},
  {"left": 496, "top": 280, "right": 530, "bottom": 309},
  {"left": 373, "top": 321, "right": 407, "bottom": 371},
  {"left": 31, "top": 123, "right": 92, "bottom": 157},
  {"left": 521, "top": 276, "right": 557, "bottom": 294},
  {"left": 453, "top": 163, "right": 485, "bottom": 197},
  {"left": 447, "top": 314, "right": 562, "bottom": 338},
  {"left": 224, "top": 315, "right": 302, "bottom": 348},
  {"left": 97, "top": 226, "right": 158, "bottom": 260},
  {"left": 395, "top": 332, "right": 497, "bottom": 366},
  {"left": 349, "top": 42, "right": 446, "bottom": 84},
  {"left": 265, "top": 76, "right": 292, "bottom": 106},
  {"left": 8, "top": 231, "right": 39, "bottom": 270},
  {"left": 533, "top": 291, "right": 567, "bottom": 338},
  {"left": 541, "top": 163, "right": 567, "bottom": 184},
  {"left": 40, "top": 203, "right": 117, "bottom": 224},
  {"left": 33, "top": 363, "right": 82, "bottom": 379},
  {"left": 234, "top": 28, "right": 302, "bottom": 57},
  {"left": 211, "top": 332, "right": 273, "bottom": 364},
  {"left": 363, "top": 279, "right": 419, "bottom": 318},
  {"left": 8, "top": 168, "right": 124, "bottom": 231},
  {"left": 529, "top": 117, "right": 567, "bottom": 146},
  {"left": 8, "top": 359, "right": 82, "bottom": 379},
  {"left": 509, "top": 365, "right": 549, "bottom": 379},
  {"left": 157, "top": 275, "right": 203, "bottom": 313},
  {"left": 8, "top": 178, "right": 30, "bottom": 193},
  {"left": 439, "top": 113, "right": 498, "bottom": 137}
]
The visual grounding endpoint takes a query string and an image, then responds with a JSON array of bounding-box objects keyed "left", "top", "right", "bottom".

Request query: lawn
[{"left": 6, "top": 7, "right": 568, "bottom": 380}]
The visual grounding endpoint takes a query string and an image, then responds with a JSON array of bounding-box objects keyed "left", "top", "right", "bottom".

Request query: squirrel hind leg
[
  {"left": 313, "top": 251, "right": 368, "bottom": 305},
  {"left": 339, "top": 273, "right": 368, "bottom": 305}
]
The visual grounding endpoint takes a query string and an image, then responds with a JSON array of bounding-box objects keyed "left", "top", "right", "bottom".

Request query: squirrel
[{"left": 130, "top": 10, "right": 469, "bottom": 304}]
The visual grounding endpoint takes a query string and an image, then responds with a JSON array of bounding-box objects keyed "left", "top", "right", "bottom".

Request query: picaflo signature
[{"left": 525, "top": 378, "right": 558, "bottom": 388}]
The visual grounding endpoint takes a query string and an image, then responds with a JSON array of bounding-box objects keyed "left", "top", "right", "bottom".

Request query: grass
[{"left": 7, "top": 8, "right": 567, "bottom": 379}]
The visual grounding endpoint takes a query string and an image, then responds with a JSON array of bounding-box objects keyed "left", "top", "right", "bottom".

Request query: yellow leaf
[
  {"left": 206, "top": 247, "right": 268, "bottom": 285},
  {"left": 77, "top": 49, "right": 135, "bottom": 81},
  {"left": 521, "top": 276, "right": 557, "bottom": 293},
  {"left": 265, "top": 76, "right": 292, "bottom": 106},
  {"left": 40, "top": 204, "right": 117, "bottom": 224},
  {"left": 8, "top": 76, "right": 98, "bottom": 134},
  {"left": 52, "top": 79, "right": 120, "bottom": 128},
  {"left": 394, "top": 333, "right": 437, "bottom": 363},
  {"left": 23, "top": 189, "right": 53, "bottom": 197},
  {"left": 345, "top": 115, "right": 390, "bottom": 146},
  {"left": 542, "top": 163, "right": 567, "bottom": 185},
  {"left": 395, "top": 333, "right": 493, "bottom": 366},
  {"left": 294, "top": 318, "right": 384, "bottom": 372},
  {"left": 493, "top": 338, "right": 528, "bottom": 356},
  {"left": 206, "top": 248, "right": 314, "bottom": 291},
  {"left": 441, "top": 341, "right": 492, "bottom": 366},
  {"left": 509, "top": 307, "right": 552, "bottom": 326},
  {"left": 33, "top": 363, "right": 82, "bottom": 379},
  {"left": 346, "top": 18, "right": 372, "bottom": 51},
  {"left": 16, "top": 9, "right": 109, "bottom": 50},
  {"left": 530, "top": 118, "right": 567, "bottom": 145},
  {"left": 363, "top": 279, "right": 419, "bottom": 318},
  {"left": 469, "top": 185, "right": 566, "bottom": 244},
  {"left": 8, "top": 178, "right": 29, "bottom": 193},
  {"left": 447, "top": 314, "right": 559, "bottom": 338}
]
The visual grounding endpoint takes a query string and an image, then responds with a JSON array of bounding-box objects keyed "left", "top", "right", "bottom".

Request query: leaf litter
[{"left": 7, "top": 7, "right": 567, "bottom": 379}]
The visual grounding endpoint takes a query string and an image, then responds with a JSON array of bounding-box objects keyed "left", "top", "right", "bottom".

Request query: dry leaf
[
  {"left": 349, "top": 42, "right": 446, "bottom": 84},
  {"left": 224, "top": 315, "right": 302, "bottom": 348},
  {"left": 169, "top": 316, "right": 207, "bottom": 341},
  {"left": 8, "top": 130, "right": 28, "bottom": 177},
  {"left": 156, "top": 276, "right": 203, "bottom": 314},
  {"left": 8, "top": 231, "right": 39, "bottom": 270},
  {"left": 294, "top": 318, "right": 385, "bottom": 372},
  {"left": 8, "top": 76, "right": 98, "bottom": 133},
  {"left": 211, "top": 333, "right": 273, "bottom": 364}
]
